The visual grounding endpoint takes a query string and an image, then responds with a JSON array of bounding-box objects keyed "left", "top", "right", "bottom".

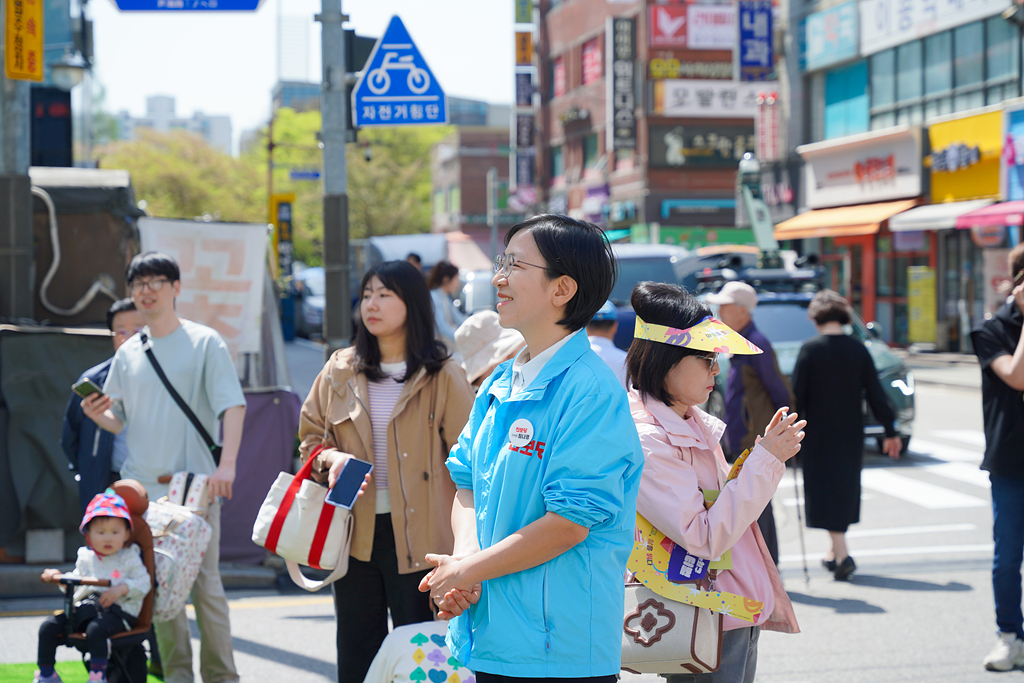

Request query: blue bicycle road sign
[
  {"left": 115, "top": 0, "right": 262, "bottom": 10},
  {"left": 352, "top": 16, "right": 447, "bottom": 127}
]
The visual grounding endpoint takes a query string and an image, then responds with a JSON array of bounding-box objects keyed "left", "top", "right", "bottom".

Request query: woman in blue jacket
[{"left": 420, "top": 214, "right": 644, "bottom": 682}]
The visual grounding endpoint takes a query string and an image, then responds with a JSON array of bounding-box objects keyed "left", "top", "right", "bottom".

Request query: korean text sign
[
  {"left": 139, "top": 218, "right": 268, "bottom": 359},
  {"left": 805, "top": 1, "right": 858, "bottom": 71},
  {"left": 739, "top": 1, "right": 773, "bottom": 81},
  {"left": 5, "top": 0, "right": 43, "bottom": 82},
  {"left": 860, "top": 0, "right": 1010, "bottom": 56}
]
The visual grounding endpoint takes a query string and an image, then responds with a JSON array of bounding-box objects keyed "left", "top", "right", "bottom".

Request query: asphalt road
[{"left": 0, "top": 378, "right": 1006, "bottom": 682}]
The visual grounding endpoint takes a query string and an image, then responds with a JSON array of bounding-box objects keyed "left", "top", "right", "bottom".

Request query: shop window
[
  {"left": 583, "top": 134, "right": 600, "bottom": 169},
  {"left": 551, "top": 145, "right": 564, "bottom": 179},
  {"left": 986, "top": 16, "right": 1019, "bottom": 105},
  {"left": 953, "top": 23, "right": 984, "bottom": 111},
  {"left": 553, "top": 56, "right": 566, "bottom": 99},
  {"left": 582, "top": 37, "right": 602, "bottom": 86},
  {"left": 824, "top": 61, "right": 868, "bottom": 139},
  {"left": 869, "top": 50, "right": 896, "bottom": 130},
  {"left": 448, "top": 186, "right": 460, "bottom": 214},
  {"left": 924, "top": 32, "right": 953, "bottom": 119},
  {"left": 897, "top": 42, "right": 923, "bottom": 103}
]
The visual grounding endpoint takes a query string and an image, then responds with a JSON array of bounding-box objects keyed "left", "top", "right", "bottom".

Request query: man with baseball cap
[
  {"left": 587, "top": 300, "right": 627, "bottom": 388},
  {"left": 707, "top": 280, "right": 793, "bottom": 564}
]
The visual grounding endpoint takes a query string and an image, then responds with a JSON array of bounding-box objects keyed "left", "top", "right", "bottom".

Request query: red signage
[
  {"left": 649, "top": 3, "right": 688, "bottom": 48},
  {"left": 554, "top": 55, "right": 566, "bottom": 98},
  {"left": 582, "top": 37, "right": 602, "bottom": 85},
  {"left": 854, "top": 156, "right": 896, "bottom": 185}
]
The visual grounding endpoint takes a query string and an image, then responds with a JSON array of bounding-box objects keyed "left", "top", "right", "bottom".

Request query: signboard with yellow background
[
  {"left": 5, "top": 0, "right": 43, "bottom": 82},
  {"left": 929, "top": 109, "right": 1002, "bottom": 203}
]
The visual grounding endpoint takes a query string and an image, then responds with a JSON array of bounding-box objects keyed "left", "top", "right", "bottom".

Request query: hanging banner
[
  {"left": 270, "top": 193, "right": 295, "bottom": 280},
  {"left": 738, "top": 1, "right": 773, "bottom": 81},
  {"left": 5, "top": 0, "right": 43, "bottom": 82},
  {"left": 908, "top": 266, "right": 937, "bottom": 344},
  {"left": 607, "top": 16, "right": 637, "bottom": 151},
  {"left": 514, "top": 0, "right": 533, "bottom": 24},
  {"left": 516, "top": 114, "right": 535, "bottom": 148},
  {"left": 515, "top": 72, "right": 534, "bottom": 107},
  {"left": 139, "top": 218, "right": 268, "bottom": 359},
  {"left": 516, "top": 31, "right": 534, "bottom": 66}
]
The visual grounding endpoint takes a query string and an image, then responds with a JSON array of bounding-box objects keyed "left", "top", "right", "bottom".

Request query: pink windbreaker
[{"left": 630, "top": 389, "right": 799, "bottom": 634}]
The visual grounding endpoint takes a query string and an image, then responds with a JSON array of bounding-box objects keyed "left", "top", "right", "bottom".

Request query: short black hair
[
  {"left": 126, "top": 251, "right": 180, "bottom": 285},
  {"left": 504, "top": 214, "right": 616, "bottom": 332},
  {"left": 626, "top": 282, "right": 711, "bottom": 407},
  {"left": 106, "top": 298, "right": 137, "bottom": 331},
  {"left": 355, "top": 260, "right": 450, "bottom": 381},
  {"left": 406, "top": 252, "right": 422, "bottom": 264},
  {"left": 807, "top": 289, "right": 851, "bottom": 326},
  {"left": 586, "top": 319, "right": 616, "bottom": 333},
  {"left": 426, "top": 261, "right": 460, "bottom": 290}
]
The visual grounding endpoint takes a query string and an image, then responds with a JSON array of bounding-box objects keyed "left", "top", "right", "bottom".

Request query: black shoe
[
  {"left": 834, "top": 556, "right": 856, "bottom": 581},
  {"left": 822, "top": 558, "right": 836, "bottom": 572}
]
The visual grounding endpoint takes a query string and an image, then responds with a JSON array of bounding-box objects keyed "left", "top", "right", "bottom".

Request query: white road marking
[
  {"left": 845, "top": 523, "right": 977, "bottom": 539},
  {"left": 780, "top": 543, "right": 993, "bottom": 564},
  {"left": 860, "top": 469, "right": 988, "bottom": 509},
  {"left": 908, "top": 439, "right": 984, "bottom": 463},
  {"left": 920, "top": 461, "right": 992, "bottom": 489},
  {"left": 929, "top": 429, "right": 987, "bottom": 448}
]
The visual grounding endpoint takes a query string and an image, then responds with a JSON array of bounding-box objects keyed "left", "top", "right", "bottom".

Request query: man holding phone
[
  {"left": 61, "top": 298, "right": 145, "bottom": 514},
  {"left": 82, "top": 251, "right": 246, "bottom": 683},
  {"left": 973, "top": 244, "right": 1024, "bottom": 671}
]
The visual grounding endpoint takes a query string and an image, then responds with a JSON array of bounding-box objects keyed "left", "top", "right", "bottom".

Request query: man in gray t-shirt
[{"left": 84, "top": 251, "right": 246, "bottom": 683}]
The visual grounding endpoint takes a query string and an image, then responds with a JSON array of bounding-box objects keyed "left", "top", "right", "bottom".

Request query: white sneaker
[{"left": 983, "top": 632, "right": 1024, "bottom": 671}]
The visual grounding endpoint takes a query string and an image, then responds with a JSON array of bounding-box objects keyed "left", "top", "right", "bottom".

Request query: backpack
[{"left": 144, "top": 500, "right": 212, "bottom": 622}]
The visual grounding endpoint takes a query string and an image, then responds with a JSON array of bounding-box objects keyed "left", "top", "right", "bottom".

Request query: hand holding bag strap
[
  {"left": 264, "top": 448, "right": 321, "bottom": 555},
  {"left": 140, "top": 332, "right": 221, "bottom": 466}
]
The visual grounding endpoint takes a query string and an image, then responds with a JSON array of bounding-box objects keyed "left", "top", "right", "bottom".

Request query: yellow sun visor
[{"left": 634, "top": 315, "right": 763, "bottom": 355}]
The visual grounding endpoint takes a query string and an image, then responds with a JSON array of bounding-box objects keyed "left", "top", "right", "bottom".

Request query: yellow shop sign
[{"left": 928, "top": 109, "right": 1002, "bottom": 203}]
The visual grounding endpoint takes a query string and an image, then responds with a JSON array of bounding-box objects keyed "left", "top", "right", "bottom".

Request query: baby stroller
[{"left": 53, "top": 480, "right": 157, "bottom": 683}]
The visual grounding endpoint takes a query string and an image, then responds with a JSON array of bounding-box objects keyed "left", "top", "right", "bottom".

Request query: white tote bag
[{"left": 252, "top": 451, "right": 354, "bottom": 591}]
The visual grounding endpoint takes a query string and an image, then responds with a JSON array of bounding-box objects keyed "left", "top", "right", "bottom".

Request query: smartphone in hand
[
  {"left": 72, "top": 378, "right": 104, "bottom": 399},
  {"left": 325, "top": 459, "right": 373, "bottom": 509}
]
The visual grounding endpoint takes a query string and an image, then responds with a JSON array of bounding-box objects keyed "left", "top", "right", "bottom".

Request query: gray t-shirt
[{"left": 103, "top": 319, "right": 246, "bottom": 499}]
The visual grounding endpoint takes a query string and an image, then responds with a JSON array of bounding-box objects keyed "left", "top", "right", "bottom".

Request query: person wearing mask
[
  {"left": 454, "top": 310, "right": 526, "bottom": 393},
  {"left": 427, "top": 261, "right": 467, "bottom": 361},
  {"left": 421, "top": 214, "right": 644, "bottom": 683},
  {"left": 298, "top": 260, "right": 475, "bottom": 683},
  {"left": 792, "top": 289, "right": 901, "bottom": 581},
  {"left": 973, "top": 244, "right": 1024, "bottom": 671},
  {"left": 62, "top": 298, "right": 146, "bottom": 514},
  {"left": 626, "top": 281, "right": 801, "bottom": 682},
  {"left": 587, "top": 300, "right": 627, "bottom": 388},
  {"left": 708, "top": 281, "right": 793, "bottom": 565}
]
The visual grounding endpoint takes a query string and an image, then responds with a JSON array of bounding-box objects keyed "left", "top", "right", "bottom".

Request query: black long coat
[{"left": 792, "top": 334, "right": 897, "bottom": 532}]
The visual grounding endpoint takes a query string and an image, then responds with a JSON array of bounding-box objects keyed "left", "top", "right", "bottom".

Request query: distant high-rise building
[{"left": 114, "top": 96, "right": 233, "bottom": 156}]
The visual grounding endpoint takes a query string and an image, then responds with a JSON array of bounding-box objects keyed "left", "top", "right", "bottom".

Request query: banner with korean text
[{"left": 139, "top": 218, "right": 268, "bottom": 358}]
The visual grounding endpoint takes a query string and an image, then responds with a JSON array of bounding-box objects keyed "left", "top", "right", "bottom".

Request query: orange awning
[{"left": 774, "top": 198, "right": 922, "bottom": 240}]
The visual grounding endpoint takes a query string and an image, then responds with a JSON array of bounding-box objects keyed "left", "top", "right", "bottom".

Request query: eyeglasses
[
  {"left": 113, "top": 328, "right": 142, "bottom": 339},
  {"left": 493, "top": 254, "right": 547, "bottom": 279},
  {"left": 693, "top": 351, "right": 720, "bottom": 370},
  {"left": 129, "top": 278, "right": 170, "bottom": 294},
  {"left": 1014, "top": 269, "right": 1024, "bottom": 286}
]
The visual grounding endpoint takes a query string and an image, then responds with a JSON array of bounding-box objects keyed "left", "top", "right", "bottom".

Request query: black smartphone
[
  {"left": 72, "top": 378, "right": 104, "bottom": 399},
  {"left": 325, "top": 459, "right": 373, "bottom": 510}
]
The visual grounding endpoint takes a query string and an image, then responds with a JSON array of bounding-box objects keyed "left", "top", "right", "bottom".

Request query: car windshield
[
  {"left": 752, "top": 302, "right": 818, "bottom": 343},
  {"left": 611, "top": 258, "right": 681, "bottom": 305}
]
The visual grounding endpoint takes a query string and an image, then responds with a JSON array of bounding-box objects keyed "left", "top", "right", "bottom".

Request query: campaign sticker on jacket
[{"left": 508, "top": 418, "right": 534, "bottom": 447}]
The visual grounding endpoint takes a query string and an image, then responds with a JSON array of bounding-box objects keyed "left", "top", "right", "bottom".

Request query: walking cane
[{"left": 791, "top": 462, "right": 811, "bottom": 586}]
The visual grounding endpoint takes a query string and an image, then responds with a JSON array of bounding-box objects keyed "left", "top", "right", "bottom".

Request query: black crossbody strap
[{"left": 140, "top": 332, "right": 221, "bottom": 466}]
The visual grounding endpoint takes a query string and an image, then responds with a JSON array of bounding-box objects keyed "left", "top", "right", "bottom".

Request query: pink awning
[{"left": 956, "top": 201, "right": 1024, "bottom": 230}]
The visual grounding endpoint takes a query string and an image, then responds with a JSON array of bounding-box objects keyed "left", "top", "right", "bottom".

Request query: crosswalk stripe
[
  {"left": 779, "top": 543, "right": 993, "bottom": 564},
  {"left": 920, "top": 461, "right": 992, "bottom": 489},
  {"left": 845, "top": 522, "right": 976, "bottom": 539},
  {"left": 908, "top": 438, "right": 984, "bottom": 463},
  {"left": 860, "top": 469, "right": 988, "bottom": 508},
  {"left": 930, "top": 429, "right": 986, "bottom": 448}
]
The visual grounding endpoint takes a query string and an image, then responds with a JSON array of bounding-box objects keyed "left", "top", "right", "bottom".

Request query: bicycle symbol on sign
[{"left": 367, "top": 52, "right": 431, "bottom": 95}]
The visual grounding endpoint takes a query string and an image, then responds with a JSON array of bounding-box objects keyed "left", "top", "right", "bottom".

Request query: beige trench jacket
[{"left": 298, "top": 347, "right": 474, "bottom": 574}]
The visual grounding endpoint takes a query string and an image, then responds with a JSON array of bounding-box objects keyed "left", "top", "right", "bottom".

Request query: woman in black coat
[{"left": 792, "top": 289, "right": 902, "bottom": 581}]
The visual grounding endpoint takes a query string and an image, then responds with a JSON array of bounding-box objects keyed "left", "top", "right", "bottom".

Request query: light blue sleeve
[
  {"left": 102, "top": 348, "right": 128, "bottom": 425},
  {"left": 446, "top": 389, "right": 490, "bottom": 490},
  {"left": 203, "top": 332, "right": 246, "bottom": 421},
  {"left": 541, "top": 390, "right": 643, "bottom": 529}
]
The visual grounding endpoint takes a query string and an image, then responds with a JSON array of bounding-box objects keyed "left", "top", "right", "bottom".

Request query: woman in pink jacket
[{"left": 627, "top": 282, "right": 803, "bottom": 682}]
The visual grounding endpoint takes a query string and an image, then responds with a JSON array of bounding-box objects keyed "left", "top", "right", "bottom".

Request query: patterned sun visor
[{"left": 633, "top": 315, "right": 763, "bottom": 355}]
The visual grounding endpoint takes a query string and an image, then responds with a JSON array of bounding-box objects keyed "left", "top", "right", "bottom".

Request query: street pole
[
  {"left": 317, "top": 0, "right": 351, "bottom": 360},
  {"left": 486, "top": 167, "right": 498, "bottom": 306},
  {"left": 0, "top": 0, "right": 34, "bottom": 320}
]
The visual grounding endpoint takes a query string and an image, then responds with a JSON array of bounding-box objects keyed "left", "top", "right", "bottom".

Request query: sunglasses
[{"left": 693, "top": 351, "right": 720, "bottom": 369}]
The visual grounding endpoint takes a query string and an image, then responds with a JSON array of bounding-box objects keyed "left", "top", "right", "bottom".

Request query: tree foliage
[{"left": 97, "top": 107, "right": 450, "bottom": 269}]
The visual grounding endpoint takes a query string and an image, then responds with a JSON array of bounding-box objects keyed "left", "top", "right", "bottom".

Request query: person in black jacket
[
  {"left": 61, "top": 298, "right": 144, "bottom": 514},
  {"left": 973, "top": 244, "right": 1024, "bottom": 672},
  {"left": 792, "top": 289, "right": 901, "bottom": 581}
]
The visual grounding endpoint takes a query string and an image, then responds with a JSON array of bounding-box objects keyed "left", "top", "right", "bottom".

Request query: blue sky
[{"left": 90, "top": 0, "right": 516, "bottom": 147}]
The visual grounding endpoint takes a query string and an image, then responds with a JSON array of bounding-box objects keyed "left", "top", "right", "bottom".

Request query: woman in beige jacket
[{"left": 298, "top": 261, "right": 474, "bottom": 683}]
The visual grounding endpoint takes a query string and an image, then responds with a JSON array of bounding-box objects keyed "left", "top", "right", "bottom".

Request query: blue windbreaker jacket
[{"left": 445, "top": 331, "right": 644, "bottom": 677}]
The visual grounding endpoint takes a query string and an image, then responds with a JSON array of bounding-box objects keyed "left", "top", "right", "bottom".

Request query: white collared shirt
[{"left": 510, "top": 328, "right": 584, "bottom": 397}]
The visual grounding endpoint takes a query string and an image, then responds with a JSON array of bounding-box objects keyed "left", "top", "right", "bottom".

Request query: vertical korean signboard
[
  {"left": 6, "top": 0, "right": 43, "bottom": 82},
  {"left": 738, "top": 0, "right": 772, "bottom": 81},
  {"left": 512, "top": 5, "right": 537, "bottom": 201},
  {"left": 606, "top": 17, "right": 637, "bottom": 151},
  {"left": 271, "top": 193, "right": 295, "bottom": 280},
  {"left": 908, "top": 266, "right": 937, "bottom": 344}
]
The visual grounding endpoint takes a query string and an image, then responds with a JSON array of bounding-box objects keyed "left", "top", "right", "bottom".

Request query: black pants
[
  {"left": 478, "top": 674, "right": 617, "bottom": 683},
  {"left": 38, "top": 601, "right": 134, "bottom": 667},
  {"left": 332, "top": 513, "right": 433, "bottom": 683}
]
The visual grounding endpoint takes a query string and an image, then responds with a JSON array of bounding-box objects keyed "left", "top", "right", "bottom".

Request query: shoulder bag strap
[{"left": 140, "top": 332, "right": 221, "bottom": 466}]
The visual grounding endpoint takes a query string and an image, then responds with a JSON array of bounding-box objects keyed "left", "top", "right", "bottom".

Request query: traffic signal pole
[{"left": 317, "top": 0, "right": 352, "bottom": 360}]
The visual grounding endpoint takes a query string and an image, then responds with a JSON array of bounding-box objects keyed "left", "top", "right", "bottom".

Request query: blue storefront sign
[
  {"left": 805, "top": 1, "right": 858, "bottom": 72},
  {"left": 738, "top": 1, "right": 773, "bottom": 81}
]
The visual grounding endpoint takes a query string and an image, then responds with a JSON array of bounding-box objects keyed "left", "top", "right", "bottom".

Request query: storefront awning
[
  {"left": 774, "top": 198, "right": 921, "bottom": 240},
  {"left": 955, "top": 201, "right": 1024, "bottom": 230},
  {"left": 888, "top": 199, "right": 995, "bottom": 232}
]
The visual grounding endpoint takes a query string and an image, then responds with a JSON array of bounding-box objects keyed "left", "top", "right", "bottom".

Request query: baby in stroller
[{"left": 34, "top": 490, "right": 151, "bottom": 683}]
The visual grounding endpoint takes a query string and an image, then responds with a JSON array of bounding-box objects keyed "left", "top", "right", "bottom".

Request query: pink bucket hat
[{"left": 80, "top": 489, "right": 134, "bottom": 535}]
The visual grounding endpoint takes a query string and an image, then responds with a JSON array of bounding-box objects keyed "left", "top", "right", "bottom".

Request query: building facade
[{"left": 114, "top": 96, "right": 233, "bottom": 156}]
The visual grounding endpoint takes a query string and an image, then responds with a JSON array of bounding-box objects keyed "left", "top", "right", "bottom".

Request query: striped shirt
[{"left": 368, "top": 361, "right": 406, "bottom": 514}]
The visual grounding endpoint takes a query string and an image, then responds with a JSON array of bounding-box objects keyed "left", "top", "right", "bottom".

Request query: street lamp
[
  {"left": 737, "top": 152, "right": 782, "bottom": 268},
  {"left": 49, "top": 52, "right": 87, "bottom": 91}
]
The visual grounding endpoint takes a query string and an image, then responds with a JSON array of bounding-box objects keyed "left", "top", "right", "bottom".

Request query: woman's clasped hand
[
  {"left": 419, "top": 553, "right": 481, "bottom": 619},
  {"left": 756, "top": 408, "right": 807, "bottom": 464}
]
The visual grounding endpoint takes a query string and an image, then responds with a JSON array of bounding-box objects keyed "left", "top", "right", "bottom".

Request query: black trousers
[
  {"left": 332, "top": 513, "right": 433, "bottom": 683},
  {"left": 478, "top": 674, "right": 617, "bottom": 683},
  {"left": 38, "top": 601, "right": 134, "bottom": 667}
]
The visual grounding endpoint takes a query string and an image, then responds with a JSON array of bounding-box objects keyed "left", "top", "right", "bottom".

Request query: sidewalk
[{"left": 891, "top": 348, "right": 981, "bottom": 390}]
